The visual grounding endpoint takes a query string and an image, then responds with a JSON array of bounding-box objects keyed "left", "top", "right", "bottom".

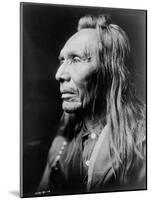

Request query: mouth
[
  {"left": 61, "top": 92, "right": 77, "bottom": 101},
  {"left": 60, "top": 89, "right": 78, "bottom": 101},
  {"left": 60, "top": 90, "right": 82, "bottom": 112}
]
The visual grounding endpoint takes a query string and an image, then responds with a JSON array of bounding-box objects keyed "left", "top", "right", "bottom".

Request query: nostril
[
  {"left": 55, "top": 72, "right": 63, "bottom": 83},
  {"left": 59, "top": 77, "right": 65, "bottom": 83}
]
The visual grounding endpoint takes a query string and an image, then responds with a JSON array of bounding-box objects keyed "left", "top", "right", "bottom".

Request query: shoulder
[
  {"left": 47, "top": 135, "right": 67, "bottom": 167},
  {"left": 50, "top": 136, "right": 66, "bottom": 151},
  {"left": 37, "top": 136, "right": 67, "bottom": 192}
]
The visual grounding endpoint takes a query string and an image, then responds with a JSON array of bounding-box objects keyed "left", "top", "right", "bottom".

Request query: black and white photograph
[{"left": 20, "top": 2, "right": 147, "bottom": 198}]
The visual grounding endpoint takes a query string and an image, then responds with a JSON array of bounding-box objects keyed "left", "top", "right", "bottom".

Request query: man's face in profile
[{"left": 55, "top": 29, "right": 100, "bottom": 113}]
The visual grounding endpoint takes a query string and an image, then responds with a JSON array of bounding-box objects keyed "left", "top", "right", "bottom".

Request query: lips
[
  {"left": 62, "top": 93, "right": 76, "bottom": 99},
  {"left": 60, "top": 88, "right": 76, "bottom": 93},
  {"left": 60, "top": 89, "right": 77, "bottom": 101}
]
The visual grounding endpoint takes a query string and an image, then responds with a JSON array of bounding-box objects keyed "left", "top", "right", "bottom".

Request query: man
[{"left": 37, "top": 14, "right": 146, "bottom": 195}]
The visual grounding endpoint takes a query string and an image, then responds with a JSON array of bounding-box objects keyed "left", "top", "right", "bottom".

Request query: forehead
[{"left": 60, "top": 29, "right": 99, "bottom": 58}]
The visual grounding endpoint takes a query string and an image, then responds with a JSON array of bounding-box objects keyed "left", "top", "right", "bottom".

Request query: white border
[{"left": 0, "top": 0, "right": 150, "bottom": 199}]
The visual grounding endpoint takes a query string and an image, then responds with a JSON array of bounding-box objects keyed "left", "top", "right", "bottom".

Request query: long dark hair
[{"left": 57, "top": 15, "right": 146, "bottom": 183}]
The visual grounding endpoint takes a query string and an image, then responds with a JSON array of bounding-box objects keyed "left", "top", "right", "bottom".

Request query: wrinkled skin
[{"left": 55, "top": 29, "right": 100, "bottom": 114}]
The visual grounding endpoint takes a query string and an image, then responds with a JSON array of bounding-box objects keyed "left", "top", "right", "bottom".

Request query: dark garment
[{"left": 37, "top": 127, "right": 146, "bottom": 196}]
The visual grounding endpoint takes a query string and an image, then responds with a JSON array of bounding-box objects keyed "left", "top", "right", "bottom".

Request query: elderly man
[{"left": 37, "top": 15, "right": 146, "bottom": 195}]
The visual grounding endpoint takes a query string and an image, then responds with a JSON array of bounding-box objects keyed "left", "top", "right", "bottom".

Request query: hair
[{"left": 56, "top": 15, "right": 146, "bottom": 184}]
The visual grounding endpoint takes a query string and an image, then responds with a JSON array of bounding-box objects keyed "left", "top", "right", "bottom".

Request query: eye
[
  {"left": 71, "top": 56, "right": 81, "bottom": 63},
  {"left": 59, "top": 57, "right": 65, "bottom": 65}
]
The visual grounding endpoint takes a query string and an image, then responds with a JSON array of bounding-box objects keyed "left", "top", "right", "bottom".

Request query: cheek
[
  {"left": 73, "top": 72, "right": 97, "bottom": 106},
  {"left": 83, "top": 78, "right": 96, "bottom": 105},
  {"left": 70, "top": 62, "right": 98, "bottom": 104}
]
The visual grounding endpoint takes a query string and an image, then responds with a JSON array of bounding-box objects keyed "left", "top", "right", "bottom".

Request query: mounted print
[{"left": 20, "top": 2, "right": 147, "bottom": 198}]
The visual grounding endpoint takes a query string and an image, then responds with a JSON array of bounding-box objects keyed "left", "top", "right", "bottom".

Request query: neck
[
  {"left": 62, "top": 106, "right": 106, "bottom": 140},
  {"left": 82, "top": 112, "right": 105, "bottom": 133}
]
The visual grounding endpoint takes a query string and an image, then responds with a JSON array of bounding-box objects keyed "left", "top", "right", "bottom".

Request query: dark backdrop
[{"left": 21, "top": 2, "right": 146, "bottom": 196}]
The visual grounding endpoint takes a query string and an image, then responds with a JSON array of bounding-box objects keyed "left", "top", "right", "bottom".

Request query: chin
[{"left": 62, "top": 101, "right": 82, "bottom": 113}]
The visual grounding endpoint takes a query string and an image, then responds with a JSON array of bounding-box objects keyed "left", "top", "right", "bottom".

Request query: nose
[{"left": 55, "top": 62, "right": 70, "bottom": 82}]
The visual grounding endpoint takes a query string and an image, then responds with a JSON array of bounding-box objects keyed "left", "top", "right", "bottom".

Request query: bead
[
  {"left": 62, "top": 141, "right": 67, "bottom": 146},
  {"left": 54, "top": 166, "right": 58, "bottom": 171},
  {"left": 85, "top": 160, "right": 90, "bottom": 166},
  {"left": 51, "top": 166, "right": 55, "bottom": 171},
  {"left": 58, "top": 150, "right": 63, "bottom": 155},
  {"left": 56, "top": 159, "right": 60, "bottom": 164},
  {"left": 55, "top": 155, "right": 61, "bottom": 161},
  {"left": 90, "top": 133, "right": 96, "bottom": 139},
  {"left": 61, "top": 146, "right": 65, "bottom": 150}
]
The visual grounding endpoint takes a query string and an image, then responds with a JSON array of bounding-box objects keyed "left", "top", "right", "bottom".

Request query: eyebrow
[{"left": 59, "top": 49, "right": 90, "bottom": 61}]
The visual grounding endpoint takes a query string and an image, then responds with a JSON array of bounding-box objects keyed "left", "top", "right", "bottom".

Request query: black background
[{"left": 21, "top": 2, "right": 146, "bottom": 196}]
